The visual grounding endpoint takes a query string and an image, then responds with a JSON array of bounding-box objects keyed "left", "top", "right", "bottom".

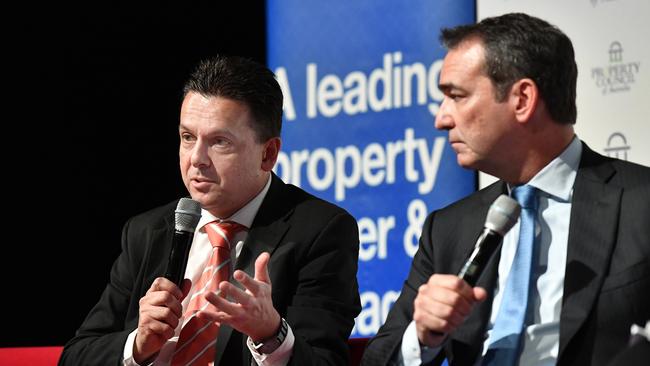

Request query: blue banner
[{"left": 267, "top": 0, "right": 476, "bottom": 337}]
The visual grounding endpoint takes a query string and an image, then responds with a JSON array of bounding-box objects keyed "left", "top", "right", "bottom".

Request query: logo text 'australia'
[
  {"left": 591, "top": 41, "right": 640, "bottom": 95},
  {"left": 590, "top": 0, "right": 619, "bottom": 7}
]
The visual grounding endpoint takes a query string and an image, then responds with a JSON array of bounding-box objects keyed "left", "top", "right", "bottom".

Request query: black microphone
[
  {"left": 457, "top": 194, "right": 521, "bottom": 286},
  {"left": 164, "top": 197, "right": 202, "bottom": 286}
]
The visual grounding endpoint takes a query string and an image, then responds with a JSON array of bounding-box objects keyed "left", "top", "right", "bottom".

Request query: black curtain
[{"left": 8, "top": 1, "right": 265, "bottom": 347}]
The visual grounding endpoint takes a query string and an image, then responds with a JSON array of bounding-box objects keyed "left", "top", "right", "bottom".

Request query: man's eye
[
  {"left": 181, "top": 133, "right": 195, "bottom": 142},
  {"left": 213, "top": 138, "right": 230, "bottom": 147}
]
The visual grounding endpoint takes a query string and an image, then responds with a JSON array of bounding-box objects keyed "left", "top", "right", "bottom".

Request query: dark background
[{"left": 8, "top": 1, "right": 266, "bottom": 347}]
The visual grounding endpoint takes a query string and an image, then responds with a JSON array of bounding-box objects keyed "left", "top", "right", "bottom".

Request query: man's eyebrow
[{"left": 438, "top": 82, "right": 460, "bottom": 93}]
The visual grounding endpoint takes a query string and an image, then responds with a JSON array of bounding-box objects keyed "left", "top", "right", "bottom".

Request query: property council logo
[
  {"left": 604, "top": 132, "right": 630, "bottom": 161},
  {"left": 591, "top": 41, "right": 641, "bottom": 95}
]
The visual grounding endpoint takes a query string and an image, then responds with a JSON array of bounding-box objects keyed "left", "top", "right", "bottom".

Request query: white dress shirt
[
  {"left": 401, "top": 137, "right": 582, "bottom": 365},
  {"left": 122, "top": 174, "right": 295, "bottom": 366}
]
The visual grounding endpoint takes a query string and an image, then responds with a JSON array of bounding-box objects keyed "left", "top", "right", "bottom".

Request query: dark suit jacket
[
  {"left": 362, "top": 144, "right": 650, "bottom": 366},
  {"left": 60, "top": 174, "right": 361, "bottom": 366}
]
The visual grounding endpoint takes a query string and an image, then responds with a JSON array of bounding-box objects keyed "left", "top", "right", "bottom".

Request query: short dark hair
[
  {"left": 440, "top": 13, "right": 577, "bottom": 124},
  {"left": 183, "top": 55, "right": 283, "bottom": 142}
]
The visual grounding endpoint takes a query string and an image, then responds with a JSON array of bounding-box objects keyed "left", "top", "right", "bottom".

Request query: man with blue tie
[{"left": 361, "top": 12, "right": 650, "bottom": 366}]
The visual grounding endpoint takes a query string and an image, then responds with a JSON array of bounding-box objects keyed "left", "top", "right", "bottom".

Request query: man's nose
[
  {"left": 434, "top": 97, "right": 454, "bottom": 130},
  {"left": 190, "top": 139, "right": 210, "bottom": 167}
]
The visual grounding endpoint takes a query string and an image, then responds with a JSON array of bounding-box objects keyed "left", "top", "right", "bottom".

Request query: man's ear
[
  {"left": 261, "top": 137, "right": 281, "bottom": 171},
  {"left": 510, "top": 78, "right": 539, "bottom": 124}
]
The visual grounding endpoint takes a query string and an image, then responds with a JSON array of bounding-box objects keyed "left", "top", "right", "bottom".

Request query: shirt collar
[
  {"left": 508, "top": 136, "right": 582, "bottom": 202},
  {"left": 196, "top": 174, "right": 272, "bottom": 230},
  {"left": 519, "top": 136, "right": 582, "bottom": 201}
]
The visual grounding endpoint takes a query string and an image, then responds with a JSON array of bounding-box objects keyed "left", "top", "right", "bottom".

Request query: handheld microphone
[
  {"left": 457, "top": 194, "right": 521, "bottom": 286},
  {"left": 164, "top": 197, "right": 202, "bottom": 286}
]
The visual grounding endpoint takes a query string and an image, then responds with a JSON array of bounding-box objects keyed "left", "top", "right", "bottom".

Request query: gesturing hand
[{"left": 196, "top": 252, "right": 281, "bottom": 342}]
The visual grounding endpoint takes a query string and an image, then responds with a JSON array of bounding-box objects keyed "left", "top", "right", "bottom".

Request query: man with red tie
[{"left": 60, "top": 56, "right": 361, "bottom": 365}]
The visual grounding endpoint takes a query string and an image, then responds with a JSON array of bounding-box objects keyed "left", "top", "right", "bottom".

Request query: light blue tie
[{"left": 482, "top": 185, "right": 537, "bottom": 366}]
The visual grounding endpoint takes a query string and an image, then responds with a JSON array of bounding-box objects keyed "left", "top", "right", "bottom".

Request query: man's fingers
[
  {"left": 430, "top": 274, "right": 475, "bottom": 299},
  {"left": 139, "top": 321, "right": 176, "bottom": 341},
  {"left": 421, "top": 282, "right": 474, "bottom": 316},
  {"left": 418, "top": 296, "right": 466, "bottom": 329},
  {"left": 228, "top": 253, "right": 272, "bottom": 296},
  {"left": 147, "top": 277, "right": 184, "bottom": 300},
  {"left": 219, "top": 281, "right": 252, "bottom": 307},
  {"left": 254, "top": 252, "right": 272, "bottom": 284},
  {"left": 414, "top": 274, "right": 486, "bottom": 339},
  {"left": 164, "top": 296, "right": 183, "bottom": 319},
  {"left": 205, "top": 286, "right": 244, "bottom": 314},
  {"left": 233, "top": 270, "right": 261, "bottom": 296},
  {"left": 233, "top": 270, "right": 263, "bottom": 296},
  {"left": 141, "top": 306, "right": 181, "bottom": 329},
  {"left": 180, "top": 278, "right": 192, "bottom": 300},
  {"left": 140, "top": 292, "right": 183, "bottom": 317},
  {"left": 434, "top": 289, "right": 474, "bottom": 316},
  {"left": 473, "top": 286, "right": 488, "bottom": 302},
  {"left": 196, "top": 309, "right": 229, "bottom": 323}
]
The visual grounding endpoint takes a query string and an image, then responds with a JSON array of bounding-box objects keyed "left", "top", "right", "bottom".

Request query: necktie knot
[
  {"left": 204, "top": 220, "right": 248, "bottom": 249},
  {"left": 512, "top": 185, "right": 538, "bottom": 210}
]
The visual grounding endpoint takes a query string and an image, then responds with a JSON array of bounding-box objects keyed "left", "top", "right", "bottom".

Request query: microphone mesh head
[
  {"left": 485, "top": 194, "right": 521, "bottom": 236},
  {"left": 175, "top": 198, "right": 202, "bottom": 232}
]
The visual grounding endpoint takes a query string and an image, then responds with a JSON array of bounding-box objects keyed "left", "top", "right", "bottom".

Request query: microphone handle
[
  {"left": 164, "top": 229, "right": 194, "bottom": 286},
  {"left": 457, "top": 228, "right": 504, "bottom": 286}
]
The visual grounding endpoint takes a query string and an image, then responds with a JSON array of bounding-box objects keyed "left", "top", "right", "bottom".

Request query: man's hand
[
  {"left": 133, "top": 278, "right": 191, "bottom": 363},
  {"left": 414, "top": 274, "right": 487, "bottom": 348},
  {"left": 197, "top": 252, "right": 281, "bottom": 342}
]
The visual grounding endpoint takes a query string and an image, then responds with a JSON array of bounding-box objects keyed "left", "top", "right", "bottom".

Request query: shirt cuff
[
  {"left": 401, "top": 320, "right": 442, "bottom": 366},
  {"left": 247, "top": 323, "right": 295, "bottom": 366},
  {"left": 123, "top": 329, "right": 143, "bottom": 366}
]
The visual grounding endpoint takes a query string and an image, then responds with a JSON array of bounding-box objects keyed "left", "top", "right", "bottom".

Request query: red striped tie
[{"left": 171, "top": 220, "right": 247, "bottom": 366}]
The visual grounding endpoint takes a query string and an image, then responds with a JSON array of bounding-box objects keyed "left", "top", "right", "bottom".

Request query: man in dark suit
[
  {"left": 60, "top": 56, "right": 361, "bottom": 366},
  {"left": 361, "top": 13, "right": 650, "bottom": 366}
]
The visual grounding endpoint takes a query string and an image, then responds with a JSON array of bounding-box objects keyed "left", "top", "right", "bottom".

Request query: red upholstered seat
[{"left": 0, "top": 346, "right": 63, "bottom": 366}]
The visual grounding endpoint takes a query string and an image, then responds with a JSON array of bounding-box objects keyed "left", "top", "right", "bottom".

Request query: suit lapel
[
  {"left": 558, "top": 144, "right": 621, "bottom": 361},
  {"left": 213, "top": 174, "right": 292, "bottom": 365},
  {"left": 145, "top": 226, "right": 175, "bottom": 284},
  {"left": 143, "top": 206, "right": 177, "bottom": 288},
  {"left": 235, "top": 219, "right": 290, "bottom": 275},
  {"left": 235, "top": 174, "right": 292, "bottom": 276}
]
